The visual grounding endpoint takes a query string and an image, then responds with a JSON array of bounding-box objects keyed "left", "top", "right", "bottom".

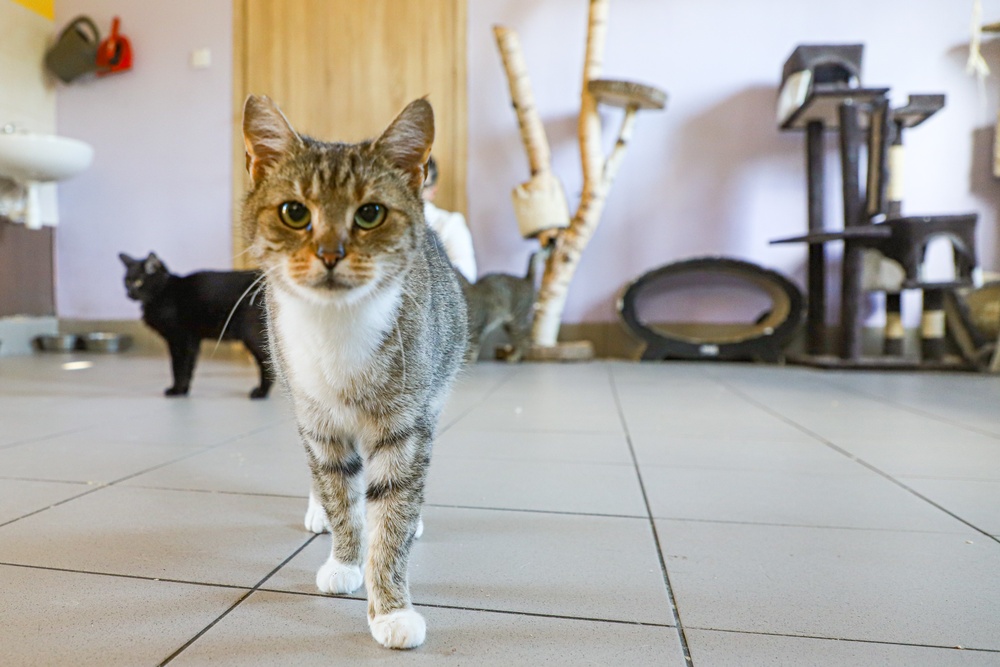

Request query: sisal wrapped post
[{"left": 511, "top": 172, "right": 570, "bottom": 238}]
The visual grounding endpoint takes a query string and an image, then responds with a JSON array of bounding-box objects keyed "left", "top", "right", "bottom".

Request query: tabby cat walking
[{"left": 241, "top": 95, "right": 467, "bottom": 649}]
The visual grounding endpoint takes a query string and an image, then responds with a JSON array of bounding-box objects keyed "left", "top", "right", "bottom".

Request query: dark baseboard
[{"left": 57, "top": 319, "right": 934, "bottom": 364}]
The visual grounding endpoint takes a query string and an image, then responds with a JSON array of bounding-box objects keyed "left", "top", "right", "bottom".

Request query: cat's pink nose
[{"left": 316, "top": 244, "right": 345, "bottom": 270}]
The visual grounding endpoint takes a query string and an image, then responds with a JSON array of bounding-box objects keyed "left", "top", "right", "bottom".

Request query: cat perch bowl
[
  {"left": 81, "top": 332, "right": 132, "bottom": 353},
  {"left": 33, "top": 332, "right": 132, "bottom": 353},
  {"left": 33, "top": 334, "right": 81, "bottom": 352}
]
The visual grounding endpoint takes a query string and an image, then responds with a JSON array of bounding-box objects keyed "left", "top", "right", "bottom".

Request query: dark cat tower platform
[{"left": 773, "top": 44, "right": 980, "bottom": 370}]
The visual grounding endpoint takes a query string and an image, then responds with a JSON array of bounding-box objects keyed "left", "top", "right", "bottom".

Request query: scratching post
[
  {"left": 494, "top": 0, "right": 666, "bottom": 357},
  {"left": 493, "top": 26, "right": 570, "bottom": 241}
]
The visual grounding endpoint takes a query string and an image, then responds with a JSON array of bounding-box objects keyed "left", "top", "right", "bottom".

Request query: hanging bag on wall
[
  {"left": 44, "top": 16, "right": 101, "bottom": 83},
  {"left": 95, "top": 17, "right": 133, "bottom": 77}
]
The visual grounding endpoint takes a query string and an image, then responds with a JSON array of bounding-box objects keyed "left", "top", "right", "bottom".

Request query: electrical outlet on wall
[{"left": 190, "top": 48, "right": 212, "bottom": 70}]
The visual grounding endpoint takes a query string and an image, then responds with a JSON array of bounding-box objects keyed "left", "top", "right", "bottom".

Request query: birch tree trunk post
[
  {"left": 530, "top": 0, "right": 610, "bottom": 349},
  {"left": 493, "top": 26, "right": 571, "bottom": 244},
  {"left": 494, "top": 0, "right": 666, "bottom": 356},
  {"left": 493, "top": 26, "right": 552, "bottom": 178},
  {"left": 531, "top": 0, "right": 665, "bottom": 350}
]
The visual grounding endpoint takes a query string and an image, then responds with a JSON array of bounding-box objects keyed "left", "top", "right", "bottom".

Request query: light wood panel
[{"left": 232, "top": 0, "right": 467, "bottom": 267}]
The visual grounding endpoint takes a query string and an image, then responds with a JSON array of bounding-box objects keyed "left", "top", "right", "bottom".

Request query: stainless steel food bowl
[
  {"left": 33, "top": 334, "right": 81, "bottom": 352},
  {"left": 81, "top": 332, "right": 133, "bottom": 353}
]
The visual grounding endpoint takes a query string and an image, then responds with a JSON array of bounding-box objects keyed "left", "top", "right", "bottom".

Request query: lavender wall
[
  {"left": 468, "top": 0, "right": 1000, "bottom": 324},
  {"left": 55, "top": 0, "right": 232, "bottom": 319},
  {"left": 54, "top": 0, "right": 1000, "bottom": 326}
]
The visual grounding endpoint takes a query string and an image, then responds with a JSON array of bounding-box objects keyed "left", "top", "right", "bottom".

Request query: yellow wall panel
[{"left": 11, "top": 0, "right": 54, "bottom": 21}]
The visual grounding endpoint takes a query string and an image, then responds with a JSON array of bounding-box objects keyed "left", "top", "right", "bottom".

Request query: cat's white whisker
[
  {"left": 397, "top": 325, "right": 406, "bottom": 389},
  {"left": 211, "top": 266, "right": 276, "bottom": 357}
]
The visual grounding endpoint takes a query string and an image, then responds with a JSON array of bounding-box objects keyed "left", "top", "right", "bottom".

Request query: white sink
[{"left": 0, "top": 132, "right": 94, "bottom": 182}]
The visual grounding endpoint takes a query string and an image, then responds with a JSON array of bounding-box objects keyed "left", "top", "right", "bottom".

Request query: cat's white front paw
[
  {"left": 368, "top": 608, "right": 426, "bottom": 649},
  {"left": 315, "top": 556, "right": 363, "bottom": 595},
  {"left": 304, "top": 492, "right": 330, "bottom": 534},
  {"left": 414, "top": 516, "right": 424, "bottom": 540}
]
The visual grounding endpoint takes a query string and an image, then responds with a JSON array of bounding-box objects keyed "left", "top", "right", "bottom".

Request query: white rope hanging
[
  {"left": 968, "top": 0, "right": 990, "bottom": 83},
  {"left": 968, "top": 0, "right": 991, "bottom": 116}
]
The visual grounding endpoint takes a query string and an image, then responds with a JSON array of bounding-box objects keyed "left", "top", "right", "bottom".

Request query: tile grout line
[
  {"left": 157, "top": 534, "right": 319, "bottom": 666},
  {"left": 423, "top": 502, "right": 646, "bottom": 520},
  {"left": 685, "top": 625, "right": 1000, "bottom": 654},
  {"left": 0, "top": 560, "right": 257, "bottom": 592},
  {"left": 0, "top": 424, "right": 97, "bottom": 451},
  {"left": 0, "top": 421, "right": 285, "bottom": 530},
  {"left": 650, "top": 515, "right": 976, "bottom": 535},
  {"left": 607, "top": 365, "right": 694, "bottom": 666},
  {"left": 0, "top": 560, "right": 681, "bottom": 633},
  {"left": 253, "top": 585, "right": 680, "bottom": 629},
  {"left": 812, "top": 373, "right": 1000, "bottom": 442},
  {"left": 718, "top": 364, "right": 1000, "bottom": 442},
  {"left": 438, "top": 365, "right": 520, "bottom": 435},
  {"left": 720, "top": 381, "right": 1000, "bottom": 546}
]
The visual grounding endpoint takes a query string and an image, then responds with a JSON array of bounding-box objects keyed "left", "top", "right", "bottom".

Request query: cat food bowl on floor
[
  {"left": 33, "top": 334, "right": 81, "bottom": 352},
  {"left": 81, "top": 332, "right": 133, "bottom": 353}
]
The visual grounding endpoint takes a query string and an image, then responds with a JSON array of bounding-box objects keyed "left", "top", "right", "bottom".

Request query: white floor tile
[
  {"left": 2, "top": 355, "right": 999, "bottom": 664},
  {"left": 657, "top": 520, "right": 1000, "bottom": 650}
]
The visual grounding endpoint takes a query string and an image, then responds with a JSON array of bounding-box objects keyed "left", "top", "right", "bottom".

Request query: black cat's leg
[
  {"left": 302, "top": 426, "right": 365, "bottom": 595},
  {"left": 244, "top": 335, "right": 273, "bottom": 399},
  {"left": 165, "top": 338, "right": 199, "bottom": 396},
  {"left": 363, "top": 419, "right": 431, "bottom": 649}
]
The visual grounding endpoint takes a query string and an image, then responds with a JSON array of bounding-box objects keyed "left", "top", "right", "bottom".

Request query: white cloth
[{"left": 424, "top": 201, "right": 477, "bottom": 282}]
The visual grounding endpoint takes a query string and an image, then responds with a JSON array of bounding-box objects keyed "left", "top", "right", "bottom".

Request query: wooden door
[{"left": 232, "top": 0, "right": 467, "bottom": 267}]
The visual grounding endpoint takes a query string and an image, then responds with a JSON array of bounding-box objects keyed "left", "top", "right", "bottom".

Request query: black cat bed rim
[{"left": 618, "top": 256, "right": 805, "bottom": 361}]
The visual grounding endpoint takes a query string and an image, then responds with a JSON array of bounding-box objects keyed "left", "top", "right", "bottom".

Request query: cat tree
[{"left": 494, "top": 0, "right": 665, "bottom": 359}]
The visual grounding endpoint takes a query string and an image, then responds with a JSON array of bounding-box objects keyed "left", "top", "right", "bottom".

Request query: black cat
[{"left": 119, "top": 252, "right": 273, "bottom": 399}]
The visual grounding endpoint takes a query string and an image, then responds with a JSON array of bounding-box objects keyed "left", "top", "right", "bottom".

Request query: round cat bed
[{"left": 618, "top": 256, "right": 804, "bottom": 362}]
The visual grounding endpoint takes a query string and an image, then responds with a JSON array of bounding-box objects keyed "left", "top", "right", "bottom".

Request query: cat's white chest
[{"left": 272, "top": 283, "right": 400, "bottom": 418}]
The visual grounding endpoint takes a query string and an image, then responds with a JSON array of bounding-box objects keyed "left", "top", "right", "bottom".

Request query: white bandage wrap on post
[{"left": 511, "top": 172, "right": 570, "bottom": 238}]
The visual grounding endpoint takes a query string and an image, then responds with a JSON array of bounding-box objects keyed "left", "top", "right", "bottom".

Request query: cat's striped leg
[
  {"left": 302, "top": 429, "right": 365, "bottom": 595},
  {"left": 363, "top": 422, "right": 431, "bottom": 649}
]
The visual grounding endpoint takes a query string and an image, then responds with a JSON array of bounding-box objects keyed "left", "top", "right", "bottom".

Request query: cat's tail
[{"left": 525, "top": 246, "right": 550, "bottom": 288}]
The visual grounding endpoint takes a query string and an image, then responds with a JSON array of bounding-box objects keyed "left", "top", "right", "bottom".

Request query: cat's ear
[
  {"left": 144, "top": 253, "right": 165, "bottom": 275},
  {"left": 374, "top": 98, "right": 435, "bottom": 193},
  {"left": 119, "top": 252, "right": 137, "bottom": 267},
  {"left": 242, "top": 95, "right": 301, "bottom": 185}
]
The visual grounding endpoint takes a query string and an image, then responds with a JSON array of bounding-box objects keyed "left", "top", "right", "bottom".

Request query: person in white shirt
[{"left": 422, "top": 156, "right": 477, "bottom": 282}]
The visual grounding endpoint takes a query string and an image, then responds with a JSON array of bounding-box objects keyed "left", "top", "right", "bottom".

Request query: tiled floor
[{"left": 1, "top": 353, "right": 998, "bottom": 665}]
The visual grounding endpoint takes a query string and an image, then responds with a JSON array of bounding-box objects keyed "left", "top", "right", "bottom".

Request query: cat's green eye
[
  {"left": 354, "top": 203, "right": 387, "bottom": 230},
  {"left": 279, "top": 201, "right": 311, "bottom": 230}
]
